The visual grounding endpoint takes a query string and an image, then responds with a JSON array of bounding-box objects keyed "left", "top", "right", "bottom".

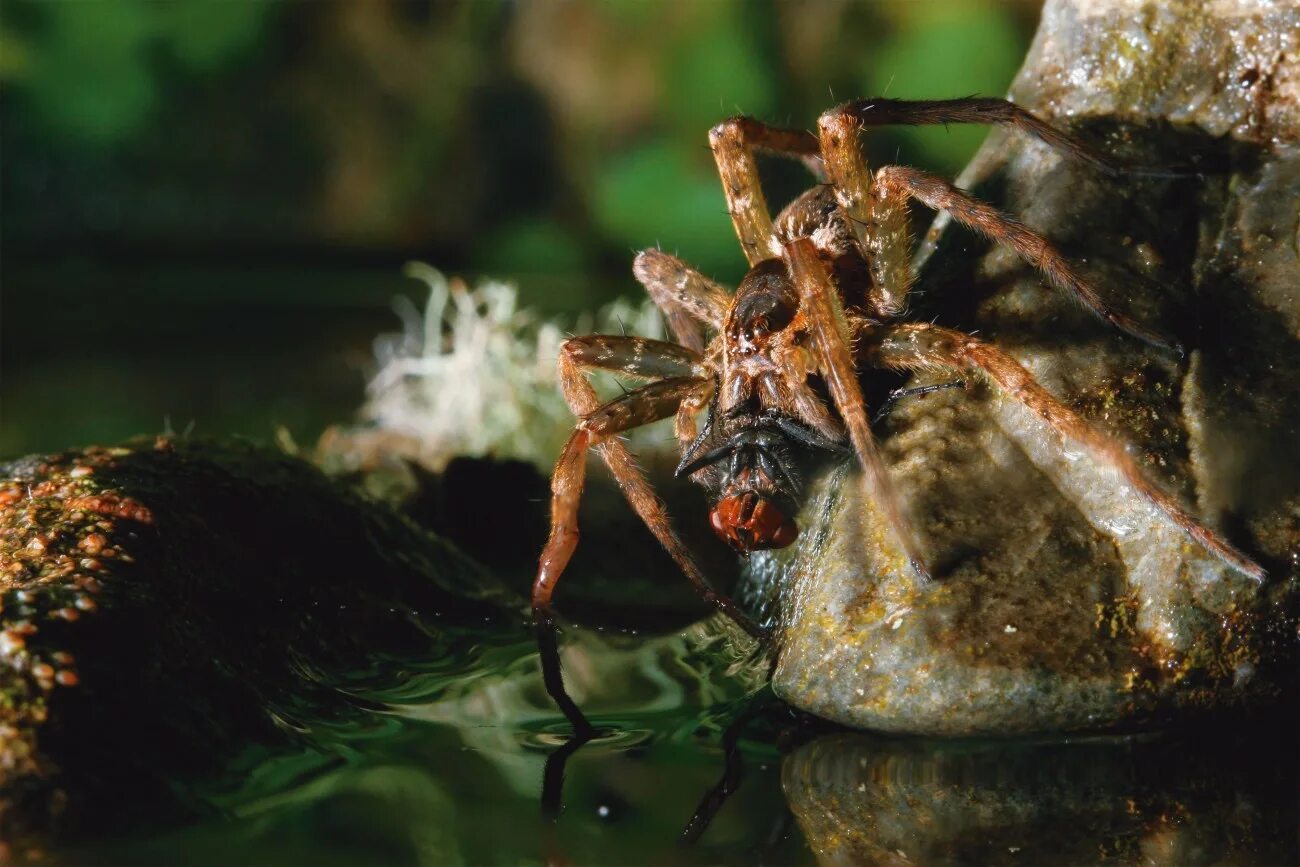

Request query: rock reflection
[{"left": 783, "top": 724, "right": 1298, "bottom": 865}]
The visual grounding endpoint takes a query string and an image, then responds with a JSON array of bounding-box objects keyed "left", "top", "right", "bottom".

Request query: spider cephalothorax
[{"left": 531, "top": 98, "right": 1267, "bottom": 730}]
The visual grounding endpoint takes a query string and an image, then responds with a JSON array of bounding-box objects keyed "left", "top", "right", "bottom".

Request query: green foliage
[
  {"left": 663, "top": 5, "right": 776, "bottom": 136},
  {"left": 594, "top": 140, "right": 741, "bottom": 280},
  {"left": 9, "top": 0, "right": 274, "bottom": 146},
  {"left": 477, "top": 219, "right": 591, "bottom": 279}
]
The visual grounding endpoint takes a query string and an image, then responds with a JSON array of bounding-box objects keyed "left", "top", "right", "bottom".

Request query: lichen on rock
[{"left": 0, "top": 438, "right": 514, "bottom": 847}]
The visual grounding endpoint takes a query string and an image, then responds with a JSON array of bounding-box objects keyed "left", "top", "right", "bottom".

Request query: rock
[
  {"left": 784, "top": 727, "right": 1299, "bottom": 864},
  {"left": 761, "top": 0, "right": 1300, "bottom": 734},
  {"left": 0, "top": 438, "right": 514, "bottom": 847}
]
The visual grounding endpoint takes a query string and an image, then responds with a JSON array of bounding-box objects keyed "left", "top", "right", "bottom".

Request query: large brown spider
[{"left": 531, "top": 98, "right": 1266, "bottom": 722}]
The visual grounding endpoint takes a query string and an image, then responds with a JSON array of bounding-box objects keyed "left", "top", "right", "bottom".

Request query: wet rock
[
  {"left": 784, "top": 728, "right": 1300, "bottom": 865},
  {"left": 761, "top": 0, "right": 1300, "bottom": 734},
  {"left": 0, "top": 438, "right": 514, "bottom": 848}
]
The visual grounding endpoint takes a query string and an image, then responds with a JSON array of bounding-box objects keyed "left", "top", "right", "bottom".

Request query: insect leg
[
  {"left": 633, "top": 249, "right": 731, "bottom": 352},
  {"left": 709, "top": 118, "right": 821, "bottom": 266},
  {"left": 783, "top": 237, "right": 932, "bottom": 584},
  {"left": 872, "top": 165, "right": 1182, "bottom": 353},
  {"left": 871, "top": 380, "right": 968, "bottom": 425},
  {"left": 866, "top": 322, "right": 1266, "bottom": 582}
]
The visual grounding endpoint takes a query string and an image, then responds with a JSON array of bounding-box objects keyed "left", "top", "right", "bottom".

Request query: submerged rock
[
  {"left": 0, "top": 439, "right": 514, "bottom": 847},
  {"left": 760, "top": 0, "right": 1300, "bottom": 734}
]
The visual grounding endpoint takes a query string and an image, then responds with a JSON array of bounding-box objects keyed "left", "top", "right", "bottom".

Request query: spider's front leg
[
  {"left": 783, "top": 238, "right": 932, "bottom": 583},
  {"left": 633, "top": 249, "right": 730, "bottom": 353},
  {"left": 873, "top": 166, "right": 1181, "bottom": 354},
  {"left": 864, "top": 322, "right": 1266, "bottom": 582},
  {"left": 816, "top": 106, "right": 1181, "bottom": 352},
  {"left": 534, "top": 335, "right": 765, "bottom": 638},
  {"left": 708, "top": 117, "right": 822, "bottom": 266}
]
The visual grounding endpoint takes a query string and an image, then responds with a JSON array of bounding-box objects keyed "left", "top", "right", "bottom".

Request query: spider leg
[
  {"left": 816, "top": 108, "right": 1180, "bottom": 352},
  {"left": 826, "top": 97, "right": 1125, "bottom": 177},
  {"left": 674, "top": 378, "right": 715, "bottom": 453},
  {"left": 865, "top": 322, "right": 1266, "bottom": 582},
  {"left": 783, "top": 237, "right": 932, "bottom": 584},
  {"left": 709, "top": 117, "right": 822, "bottom": 266},
  {"left": 873, "top": 165, "right": 1181, "bottom": 353},
  {"left": 535, "top": 338, "right": 765, "bottom": 638},
  {"left": 560, "top": 333, "right": 703, "bottom": 387},
  {"left": 633, "top": 249, "right": 731, "bottom": 353},
  {"left": 817, "top": 109, "right": 914, "bottom": 318}
]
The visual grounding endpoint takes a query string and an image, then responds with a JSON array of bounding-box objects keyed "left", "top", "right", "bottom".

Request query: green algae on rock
[
  {"left": 754, "top": 0, "right": 1300, "bottom": 735},
  {"left": 0, "top": 438, "right": 515, "bottom": 847}
]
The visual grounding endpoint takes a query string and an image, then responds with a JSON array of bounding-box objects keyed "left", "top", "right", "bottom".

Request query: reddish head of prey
[{"left": 709, "top": 491, "right": 799, "bottom": 553}]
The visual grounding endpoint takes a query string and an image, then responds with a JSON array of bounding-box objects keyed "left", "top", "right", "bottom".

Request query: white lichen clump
[{"left": 359, "top": 263, "right": 671, "bottom": 472}]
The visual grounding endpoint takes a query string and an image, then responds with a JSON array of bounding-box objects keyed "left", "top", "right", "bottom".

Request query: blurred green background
[{"left": 1, "top": 0, "right": 1040, "bottom": 458}]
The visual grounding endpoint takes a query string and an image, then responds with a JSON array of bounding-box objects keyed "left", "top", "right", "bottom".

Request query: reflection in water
[
  {"left": 55, "top": 612, "right": 1297, "bottom": 865},
  {"left": 784, "top": 722, "right": 1300, "bottom": 865}
]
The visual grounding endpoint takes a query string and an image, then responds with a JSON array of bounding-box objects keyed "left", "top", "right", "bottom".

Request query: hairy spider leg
[
  {"left": 827, "top": 97, "right": 1124, "bottom": 177},
  {"left": 536, "top": 349, "right": 755, "bottom": 733},
  {"left": 632, "top": 249, "right": 731, "bottom": 353},
  {"left": 815, "top": 108, "right": 1181, "bottom": 352},
  {"left": 708, "top": 118, "right": 823, "bottom": 266},
  {"left": 784, "top": 238, "right": 932, "bottom": 584},
  {"left": 816, "top": 110, "right": 913, "bottom": 317},
  {"left": 535, "top": 336, "right": 765, "bottom": 637},
  {"left": 873, "top": 166, "right": 1182, "bottom": 354},
  {"left": 536, "top": 343, "right": 747, "bottom": 616},
  {"left": 866, "top": 322, "right": 1266, "bottom": 582}
]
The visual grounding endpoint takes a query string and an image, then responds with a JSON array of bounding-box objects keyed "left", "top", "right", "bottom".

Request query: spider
[{"left": 531, "top": 98, "right": 1266, "bottom": 719}]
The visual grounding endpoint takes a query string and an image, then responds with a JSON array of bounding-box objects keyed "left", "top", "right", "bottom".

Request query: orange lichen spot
[
  {"left": 79, "top": 533, "right": 107, "bottom": 554},
  {"left": 74, "top": 595, "right": 97, "bottom": 612},
  {"left": 30, "top": 663, "right": 54, "bottom": 681},
  {"left": 52, "top": 607, "right": 79, "bottom": 622},
  {"left": 0, "top": 487, "right": 21, "bottom": 507},
  {"left": 0, "top": 630, "right": 26, "bottom": 656},
  {"left": 55, "top": 670, "right": 79, "bottom": 687},
  {"left": 65, "top": 494, "right": 154, "bottom": 525}
]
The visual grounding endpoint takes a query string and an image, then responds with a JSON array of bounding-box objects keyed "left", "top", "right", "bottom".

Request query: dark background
[{"left": 1, "top": 0, "right": 1040, "bottom": 457}]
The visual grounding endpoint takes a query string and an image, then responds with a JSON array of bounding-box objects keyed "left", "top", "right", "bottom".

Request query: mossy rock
[{"left": 0, "top": 438, "right": 516, "bottom": 848}]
